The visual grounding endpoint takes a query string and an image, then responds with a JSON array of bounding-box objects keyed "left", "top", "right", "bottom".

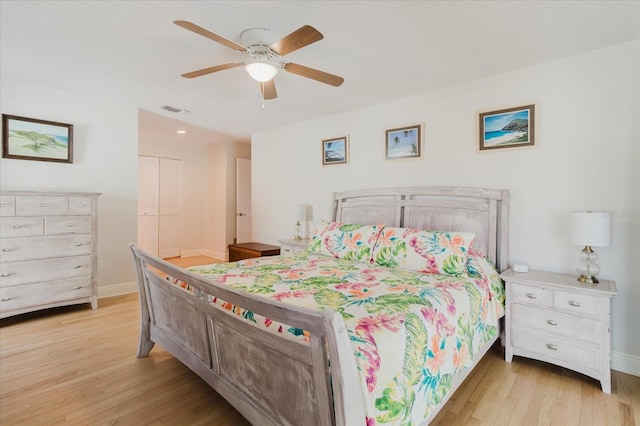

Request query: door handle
[{"left": 237, "top": 212, "right": 246, "bottom": 217}]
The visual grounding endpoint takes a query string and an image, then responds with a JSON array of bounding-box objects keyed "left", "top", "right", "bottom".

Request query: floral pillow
[
  {"left": 307, "top": 221, "right": 385, "bottom": 262},
  {"left": 371, "top": 227, "right": 476, "bottom": 276}
]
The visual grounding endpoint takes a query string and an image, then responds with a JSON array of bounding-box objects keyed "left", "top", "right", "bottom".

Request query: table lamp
[
  {"left": 569, "top": 211, "right": 611, "bottom": 284},
  {"left": 293, "top": 204, "right": 307, "bottom": 240}
]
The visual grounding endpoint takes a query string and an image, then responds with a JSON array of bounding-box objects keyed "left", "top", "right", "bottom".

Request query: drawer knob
[
  {"left": 1, "top": 297, "right": 10, "bottom": 302},
  {"left": 546, "top": 319, "right": 558, "bottom": 326},
  {"left": 526, "top": 293, "right": 537, "bottom": 299},
  {"left": 546, "top": 344, "right": 558, "bottom": 351},
  {"left": 73, "top": 243, "right": 83, "bottom": 247},
  {"left": 73, "top": 286, "right": 82, "bottom": 290},
  {"left": 0, "top": 204, "right": 5, "bottom": 207},
  {"left": 73, "top": 265, "right": 82, "bottom": 269},
  {"left": 1, "top": 248, "right": 13, "bottom": 252},
  {"left": 77, "top": 203, "right": 86, "bottom": 207},
  {"left": 568, "top": 300, "right": 581, "bottom": 307},
  {"left": 12, "top": 225, "right": 22, "bottom": 229},
  {"left": 65, "top": 223, "right": 74, "bottom": 227},
  {"left": 40, "top": 203, "right": 48, "bottom": 207},
  {"left": 0, "top": 273, "right": 11, "bottom": 278}
]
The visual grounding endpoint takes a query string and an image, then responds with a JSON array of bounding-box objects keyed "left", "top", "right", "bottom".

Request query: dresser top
[
  {"left": 1, "top": 191, "right": 101, "bottom": 196},
  {"left": 500, "top": 268, "right": 617, "bottom": 295}
]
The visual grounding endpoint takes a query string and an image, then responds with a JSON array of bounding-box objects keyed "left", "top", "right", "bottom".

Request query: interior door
[
  {"left": 158, "top": 157, "right": 181, "bottom": 258},
  {"left": 137, "top": 156, "right": 159, "bottom": 256},
  {"left": 236, "top": 158, "right": 251, "bottom": 243}
]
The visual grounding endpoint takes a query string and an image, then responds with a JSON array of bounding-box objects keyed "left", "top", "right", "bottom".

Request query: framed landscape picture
[
  {"left": 479, "top": 104, "right": 535, "bottom": 151},
  {"left": 385, "top": 124, "right": 422, "bottom": 160},
  {"left": 322, "top": 135, "right": 348, "bottom": 166},
  {"left": 2, "top": 114, "right": 73, "bottom": 163}
]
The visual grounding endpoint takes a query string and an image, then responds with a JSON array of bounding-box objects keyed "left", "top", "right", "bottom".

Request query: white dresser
[
  {"left": 0, "top": 191, "right": 100, "bottom": 318},
  {"left": 278, "top": 238, "right": 310, "bottom": 256},
  {"left": 501, "top": 268, "right": 617, "bottom": 393}
]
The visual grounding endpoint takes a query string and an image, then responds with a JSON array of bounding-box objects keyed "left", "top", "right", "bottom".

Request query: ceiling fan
[{"left": 174, "top": 20, "right": 344, "bottom": 101}]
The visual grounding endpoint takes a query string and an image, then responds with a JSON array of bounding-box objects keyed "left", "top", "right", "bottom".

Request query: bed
[{"left": 131, "top": 186, "right": 509, "bottom": 425}]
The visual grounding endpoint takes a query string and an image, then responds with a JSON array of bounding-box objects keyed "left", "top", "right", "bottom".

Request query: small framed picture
[
  {"left": 2, "top": 114, "right": 73, "bottom": 163},
  {"left": 322, "top": 136, "right": 348, "bottom": 166},
  {"left": 385, "top": 124, "right": 422, "bottom": 160},
  {"left": 479, "top": 104, "right": 535, "bottom": 151}
]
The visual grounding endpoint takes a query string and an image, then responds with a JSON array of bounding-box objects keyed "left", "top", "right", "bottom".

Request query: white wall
[
  {"left": 252, "top": 40, "right": 640, "bottom": 374},
  {"left": 138, "top": 124, "right": 209, "bottom": 257},
  {"left": 0, "top": 80, "right": 139, "bottom": 295}
]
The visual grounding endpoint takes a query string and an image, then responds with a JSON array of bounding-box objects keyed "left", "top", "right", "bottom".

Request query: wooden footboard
[{"left": 130, "top": 244, "right": 364, "bottom": 426}]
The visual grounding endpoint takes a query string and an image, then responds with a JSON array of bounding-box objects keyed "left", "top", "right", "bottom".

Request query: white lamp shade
[
  {"left": 293, "top": 204, "right": 307, "bottom": 222},
  {"left": 245, "top": 62, "right": 278, "bottom": 82},
  {"left": 569, "top": 211, "right": 611, "bottom": 247}
]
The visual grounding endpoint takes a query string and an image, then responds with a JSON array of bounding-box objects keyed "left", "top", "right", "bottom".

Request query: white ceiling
[{"left": 2, "top": 1, "right": 639, "bottom": 144}]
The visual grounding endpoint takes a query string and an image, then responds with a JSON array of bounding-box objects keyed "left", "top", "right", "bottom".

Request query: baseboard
[
  {"left": 612, "top": 351, "right": 640, "bottom": 377},
  {"left": 203, "top": 249, "right": 227, "bottom": 261},
  {"left": 180, "top": 249, "right": 204, "bottom": 257},
  {"left": 98, "top": 281, "right": 137, "bottom": 299}
]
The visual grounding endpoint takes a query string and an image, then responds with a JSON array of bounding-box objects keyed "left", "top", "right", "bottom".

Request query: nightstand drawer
[
  {"left": 511, "top": 284, "right": 553, "bottom": 308},
  {"left": 554, "top": 291, "right": 600, "bottom": 319},
  {"left": 512, "top": 303, "right": 601, "bottom": 342},
  {"left": 513, "top": 329, "right": 599, "bottom": 371}
]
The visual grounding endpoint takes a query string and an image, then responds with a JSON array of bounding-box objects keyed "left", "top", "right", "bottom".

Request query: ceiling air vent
[{"left": 160, "top": 105, "right": 191, "bottom": 115}]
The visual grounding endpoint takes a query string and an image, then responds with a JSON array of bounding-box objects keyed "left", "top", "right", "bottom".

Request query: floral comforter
[{"left": 184, "top": 251, "right": 504, "bottom": 425}]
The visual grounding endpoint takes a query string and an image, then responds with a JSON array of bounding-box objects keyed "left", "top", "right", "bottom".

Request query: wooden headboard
[{"left": 331, "top": 186, "right": 510, "bottom": 272}]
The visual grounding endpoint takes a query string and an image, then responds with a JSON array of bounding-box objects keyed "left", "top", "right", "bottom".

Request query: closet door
[
  {"left": 137, "top": 156, "right": 159, "bottom": 257},
  {"left": 158, "top": 158, "right": 181, "bottom": 258}
]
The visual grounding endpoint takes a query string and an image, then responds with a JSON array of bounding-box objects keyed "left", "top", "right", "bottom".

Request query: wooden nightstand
[
  {"left": 278, "top": 238, "right": 310, "bottom": 256},
  {"left": 500, "top": 269, "right": 617, "bottom": 393},
  {"left": 227, "top": 242, "right": 280, "bottom": 262}
]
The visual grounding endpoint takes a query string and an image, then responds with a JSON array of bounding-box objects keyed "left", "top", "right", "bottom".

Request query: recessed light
[{"left": 177, "top": 130, "right": 187, "bottom": 134}]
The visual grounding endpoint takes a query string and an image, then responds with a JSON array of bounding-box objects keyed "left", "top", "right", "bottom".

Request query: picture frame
[
  {"left": 479, "top": 104, "right": 535, "bottom": 151},
  {"left": 385, "top": 124, "right": 422, "bottom": 160},
  {"left": 322, "top": 135, "right": 348, "bottom": 166},
  {"left": 2, "top": 114, "right": 73, "bottom": 163}
]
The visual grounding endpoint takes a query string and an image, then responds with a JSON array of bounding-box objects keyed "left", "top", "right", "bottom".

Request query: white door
[
  {"left": 236, "top": 158, "right": 251, "bottom": 243},
  {"left": 137, "top": 156, "right": 159, "bottom": 256},
  {"left": 158, "top": 158, "right": 181, "bottom": 258}
]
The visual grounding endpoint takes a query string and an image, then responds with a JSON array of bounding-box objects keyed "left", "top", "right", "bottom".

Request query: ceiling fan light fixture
[{"left": 245, "top": 62, "right": 278, "bottom": 82}]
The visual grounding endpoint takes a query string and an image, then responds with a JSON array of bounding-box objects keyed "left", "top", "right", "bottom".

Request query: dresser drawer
[
  {"left": 45, "top": 216, "right": 92, "bottom": 235},
  {"left": 554, "top": 291, "right": 601, "bottom": 319},
  {"left": 69, "top": 197, "right": 93, "bottom": 215},
  {"left": 0, "top": 217, "right": 44, "bottom": 237},
  {"left": 512, "top": 303, "right": 601, "bottom": 342},
  {"left": 16, "top": 196, "right": 68, "bottom": 216},
  {"left": 1, "top": 235, "right": 92, "bottom": 262},
  {"left": 1, "top": 277, "right": 92, "bottom": 312},
  {"left": 0, "top": 255, "right": 92, "bottom": 287},
  {"left": 511, "top": 283, "right": 553, "bottom": 308},
  {"left": 512, "top": 328, "right": 599, "bottom": 371},
  {"left": 0, "top": 196, "right": 16, "bottom": 216}
]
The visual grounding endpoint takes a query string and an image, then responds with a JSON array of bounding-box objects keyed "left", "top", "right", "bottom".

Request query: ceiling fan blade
[
  {"left": 260, "top": 79, "right": 278, "bottom": 100},
  {"left": 174, "top": 20, "right": 247, "bottom": 52},
  {"left": 284, "top": 62, "right": 344, "bottom": 87},
  {"left": 269, "top": 25, "right": 323, "bottom": 56},
  {"left": 181, "top": 62, "right": 244, "bottom": 79}
]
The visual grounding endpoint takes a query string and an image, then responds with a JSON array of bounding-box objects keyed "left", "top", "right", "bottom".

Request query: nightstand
[
  {"left": 278, "top": 238, "right": 310, "bottom": 256},
  {"left": 501, "top": 269, "right": 617, "bottom": 393},
  {"left": 227, "top": 242, "right": 280, "bottom": 262}
]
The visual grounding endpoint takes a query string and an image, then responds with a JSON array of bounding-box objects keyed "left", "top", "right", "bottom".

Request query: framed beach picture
[
  {"left": 2, "top": 114, "right": 73, "bottom": 163},
  {"left": 385, "top": 124, "right": 422, "bottom": 160},
  {"left": 479, "top": 105, "right": 535, "bottom": 151},
  {"left": 322, "top": 135, "right": 348, "bottom": 166}
]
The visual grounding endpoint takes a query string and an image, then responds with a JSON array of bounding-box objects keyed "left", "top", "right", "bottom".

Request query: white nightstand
[
  {"left": 278, "top": 238, "right": 310, "bottom": 256},
  {"left": 500, "top": 268, "right": 617, "bottom": 393}
]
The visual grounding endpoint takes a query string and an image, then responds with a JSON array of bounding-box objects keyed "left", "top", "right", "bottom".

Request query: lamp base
[
  {"left": 293, "top": 236, "right": 303, "bottom": 241},
  {"left": 577, "top": 274, "right": 599, "bottom": 284}
]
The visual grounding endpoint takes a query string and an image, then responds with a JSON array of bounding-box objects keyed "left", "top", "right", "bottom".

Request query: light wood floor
[{"left": 1, "top": 255, "right": 638, "bottom": 425}]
